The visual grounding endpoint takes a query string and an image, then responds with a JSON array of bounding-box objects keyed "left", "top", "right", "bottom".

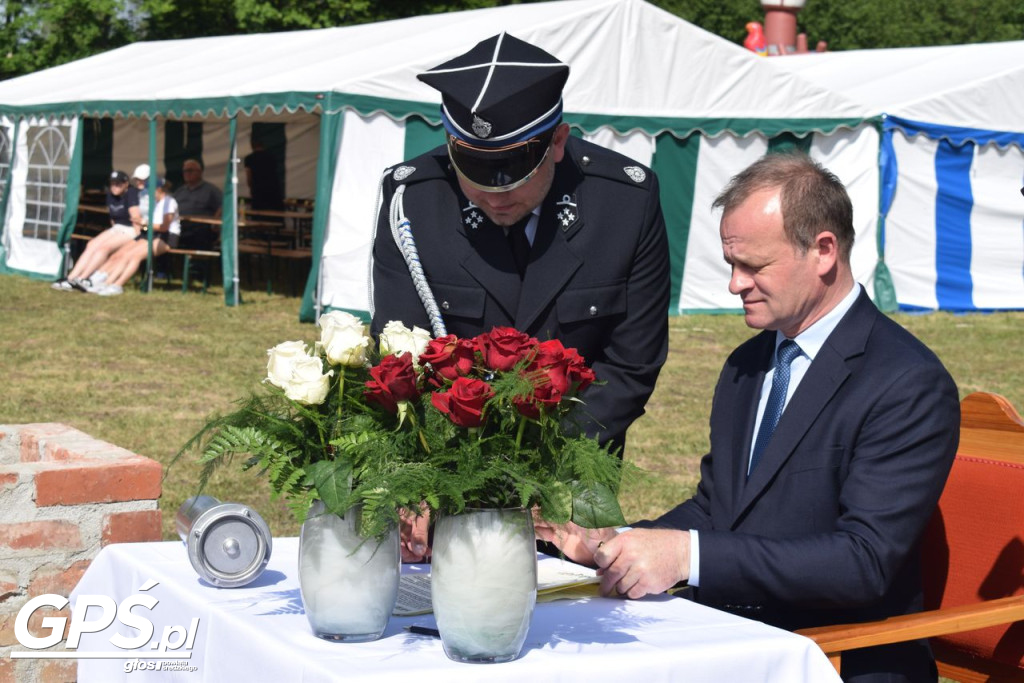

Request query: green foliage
[
  {"left": 800, "top": 0, "right": 1024, "bottom": 51},
  {"left": 177, "top": 359, "right": 425, "bottom": 540}
]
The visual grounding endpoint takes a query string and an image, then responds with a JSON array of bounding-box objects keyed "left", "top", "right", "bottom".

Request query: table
[{"left": 70, "top": 538, "right": 841, "bottom": 682}]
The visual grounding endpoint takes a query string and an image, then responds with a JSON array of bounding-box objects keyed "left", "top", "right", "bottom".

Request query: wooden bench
[
  {"left": 165, "top": 247, "right": 221, "bottom": 294},
  {"left": 236, "top": 239, "right": 310, "bottom": 295},
  {"left": 797, "top": 392, "right": 1024, "bottom": 681}
]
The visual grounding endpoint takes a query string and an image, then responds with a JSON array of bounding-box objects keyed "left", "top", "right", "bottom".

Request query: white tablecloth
[{"left": 70, "top": 538, "right": 841, "bottom": 682}]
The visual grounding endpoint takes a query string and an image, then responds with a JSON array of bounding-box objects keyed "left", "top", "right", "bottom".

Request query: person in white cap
[
  {"left": 132, "top": 163, "right": 151, "bottom": 230},
  {"left": 52, "top": 169, "right": 141, "bottom": 292}
]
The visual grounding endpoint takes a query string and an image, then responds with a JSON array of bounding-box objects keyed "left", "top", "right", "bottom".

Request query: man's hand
[
  {"left": 399, "top": 503, "right": 430, "bottom": 563},
  {"left": 593, "top": 528, "right": 690, "bottom": 599},
  {"left": 533, "top": 513, "right": 616, "bottom": 566}
]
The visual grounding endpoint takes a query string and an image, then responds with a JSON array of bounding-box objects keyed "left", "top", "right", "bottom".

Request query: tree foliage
[{"left": 1, "top": 0, "right": 1022, "bottom": 81}]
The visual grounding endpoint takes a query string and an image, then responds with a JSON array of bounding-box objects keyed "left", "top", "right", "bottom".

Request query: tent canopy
[
  {"left": 774, "top": 41, "right": 1024, "bottom": 147},
  {"left": 0, "top": 0, "right": 868, "bottom": 137},
  {"left": 1, "top": 0, "right": 884, "bottom": 319}
]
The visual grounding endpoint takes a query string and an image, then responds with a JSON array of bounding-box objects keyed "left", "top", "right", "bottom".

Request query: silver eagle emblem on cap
[
  {"left": 472, "top": 114, "right": 493, "bottom": 139},
  {"left": 623, "top": 166, "right": 646, "bottom": 183},
  {"left": 393, "top": 165, "right": 416, "bottom": 181}
]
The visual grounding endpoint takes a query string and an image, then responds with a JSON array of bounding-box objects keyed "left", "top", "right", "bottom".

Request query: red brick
[
  {"left": 27, "top": 561, "right": 91, "bottom": 599},
  {"left": 34, "top": 458, "right": 162, "bottom": 506},
  {"left": 20, "top": 431, "right": 41, "bottom": 462},
  {"left": 0, "top": 521, "right": 81, "bottom": 551},
  {"left": 0, "top": 606, "right": 70, "bottom": 647},
  {"left": 0, "top": 657, "right": 14, "bottom": 683},
  {"left": 102, "top": 509, "right": 162, "bottom": 545},
  {"left": 39, "top": 658, "right": 77, "bottom": 683},
  {"left": 0, "top": 472, "right": 17, "bottom": 490},
  {"left": 0, "top": 578, "right": 20, "bottom": 604}
]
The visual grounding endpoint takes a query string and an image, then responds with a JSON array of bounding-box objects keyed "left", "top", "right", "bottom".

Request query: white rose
[
  {"left": 379, "top": 321, "right": 432, "bottom": 363},
  {"left": 319, "top": 311, "right": 371, "bottom": 367},
  {"left": 282, "top": 356, "right": 333, "bottom": 405},
  {"left": 266, "top": 340, "right": 311, "bottom": 389}
]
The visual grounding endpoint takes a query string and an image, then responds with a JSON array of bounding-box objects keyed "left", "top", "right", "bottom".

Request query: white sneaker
[
  {"left": 96, "top": 284, "right": 123, "bottom": 296},
  {"left": 70, "top": 278, "right": 91, "bottom": 292},
  {"left": 91, "top": 271, "right": 109, "bottom": 286},
  {"left": 51, "top": 278, "right": 75, "bottom": 291}
]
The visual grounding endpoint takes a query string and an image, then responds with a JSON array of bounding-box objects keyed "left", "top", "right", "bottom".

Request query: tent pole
[{"left": 146, "top": 117, "right": 157, "bottom": 292}]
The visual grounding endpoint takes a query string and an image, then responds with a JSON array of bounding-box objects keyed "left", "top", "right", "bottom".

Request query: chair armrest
[{"left": 795, "top": 595, "right": 1024, "bottom": 671}]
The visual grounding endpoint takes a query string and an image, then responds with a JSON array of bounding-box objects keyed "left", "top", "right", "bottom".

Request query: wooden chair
[{"left": 797, "top": 392, "right": 1024, "bottom": 681}]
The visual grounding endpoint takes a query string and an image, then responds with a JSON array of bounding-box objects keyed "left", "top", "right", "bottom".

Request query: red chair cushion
[{"left": 922, "top": 454, "right": 1024, "bottom": 668}]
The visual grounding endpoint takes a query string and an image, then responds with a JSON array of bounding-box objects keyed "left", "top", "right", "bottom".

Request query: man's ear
[
  {"left": 550, "top": 123, "right": 571, "bottom": 164},
  {"left": 814, "top": 231, "right": 839, "bottom": 276}
]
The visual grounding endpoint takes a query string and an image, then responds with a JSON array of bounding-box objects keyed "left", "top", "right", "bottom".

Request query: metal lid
[{"left": 186, "top": 503, "right": 272, "bottom": 588}]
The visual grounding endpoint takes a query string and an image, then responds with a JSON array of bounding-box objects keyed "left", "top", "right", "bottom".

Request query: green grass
[{"left": 1, "top": 273, "right": 1022, "bottom": 539}]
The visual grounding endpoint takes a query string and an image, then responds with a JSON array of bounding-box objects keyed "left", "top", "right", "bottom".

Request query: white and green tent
[{"left": 0, "top": 0, "right": 878, "bottom": 321}]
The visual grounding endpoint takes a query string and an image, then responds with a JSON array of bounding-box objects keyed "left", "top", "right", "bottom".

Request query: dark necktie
[
  {"left": 506, "top": 216, "right": 531, "bottom": 278},
  {"left": 749, "top": 339, "right": 801, "bottom": 476}
]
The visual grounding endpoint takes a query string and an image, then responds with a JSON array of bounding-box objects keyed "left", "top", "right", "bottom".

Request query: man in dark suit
[
  {"left": 538, "top": 154, "right": 960, "bottom": 682},
  {"left": 370, "top": 32, "right": 670, "bottom": 460}
]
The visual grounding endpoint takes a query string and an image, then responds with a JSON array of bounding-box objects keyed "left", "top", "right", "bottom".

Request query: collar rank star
[
  {"left": 462, "top": 201, "right": 485, "bottom": 230},
  {"left": 555, "top": 194, "right": 580, "bottom": 232}
]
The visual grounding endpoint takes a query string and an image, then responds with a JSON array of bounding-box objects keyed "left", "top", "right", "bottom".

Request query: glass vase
[
  {"left": 297, "top": 500, "right": 400, "bottom": 642},
  {"left": 431, "top": 507, "right": 537, "bottom": 663}
]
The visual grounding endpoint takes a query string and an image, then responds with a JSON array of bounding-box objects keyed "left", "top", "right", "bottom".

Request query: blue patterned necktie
[{"left": 749, "top": 339, "right": 801, "bottom": 476}]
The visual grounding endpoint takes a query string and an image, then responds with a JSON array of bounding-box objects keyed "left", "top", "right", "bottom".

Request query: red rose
[
  {"left": 431, "top": 377, "right": 494, "bottom": 428},
  {"left": 476, "top": 327, "right": 537, "bottom": 372},
  {"left": 364, "top": 352, "right": 419, "bottom": 413},
  {"left": 528, "top": 339, "right": 572, "bottom": 394},
  {"left": 513, "top": 380, "right": 563, "bottom": 420},
  {"left": 564, "top": 347, "right": 596, "bottom": 392},
  {"left": 419, "top": 335, "right": 476, "bottom": 382}
]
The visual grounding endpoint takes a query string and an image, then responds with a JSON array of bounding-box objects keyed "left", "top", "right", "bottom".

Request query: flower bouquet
[{"left": 180, "top": 313, "right": 628, "bottom": 651}]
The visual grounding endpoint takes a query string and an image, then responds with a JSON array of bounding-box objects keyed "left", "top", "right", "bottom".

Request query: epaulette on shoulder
[
  {"left": 384, "top": 146, "right": 450, "bottom": 187},
  {"left": 567, "top": 137, "right": 654, "bottom": 189}
]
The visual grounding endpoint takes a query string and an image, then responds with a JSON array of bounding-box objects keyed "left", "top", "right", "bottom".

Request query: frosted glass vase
[
  {"left": 298, "top": 501, "right": 400, "bottom": 642},
  {"left": 431, "top": 508, "right": 537, "bottom": 663}
]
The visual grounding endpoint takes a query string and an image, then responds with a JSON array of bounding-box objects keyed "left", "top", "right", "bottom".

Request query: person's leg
[
  {"left": 67, "top": 228, "right": 133, "bottom": 281},
  {"left": 107, "top": 242, "right": 147, "bottom": 287},
  {"left": 101, "top": 240, "right": 143, "bottom": 284},
  {"left": 107, "top": 240, "right": 169, "bottom": 288}
]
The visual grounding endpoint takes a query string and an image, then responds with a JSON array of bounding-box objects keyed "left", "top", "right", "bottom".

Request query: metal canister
[{"left": 176, "top": 495, "right": 273, "bottom": 588}]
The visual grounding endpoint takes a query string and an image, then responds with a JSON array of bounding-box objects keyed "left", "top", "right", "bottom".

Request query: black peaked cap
[{"left": 418, "top": 32, "right": 569, "bottom": 143}]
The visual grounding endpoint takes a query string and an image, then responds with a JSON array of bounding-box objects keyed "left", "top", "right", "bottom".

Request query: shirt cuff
[{"left": 688, "top": 529, "right": 700, "bottom": 587}]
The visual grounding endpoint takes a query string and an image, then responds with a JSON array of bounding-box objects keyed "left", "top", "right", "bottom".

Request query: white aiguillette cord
[{"left": 387, "top": 185, "right": 447, "bottom": 338}]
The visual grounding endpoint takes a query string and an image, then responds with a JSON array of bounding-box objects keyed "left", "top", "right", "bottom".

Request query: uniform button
[
  {"left": 581, "top": 155, "right": 591, "bottom": 166},
  {"left": 588, "top": 305, "right": 598, "bottom": 316},
  {"left": 441, "top": 301, "right": 450, "bottom": 310}
]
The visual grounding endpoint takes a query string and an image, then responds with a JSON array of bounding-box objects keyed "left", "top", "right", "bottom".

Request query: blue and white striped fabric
[{"left": 884, "top": 118, "right": 1024, "bottom": 311}]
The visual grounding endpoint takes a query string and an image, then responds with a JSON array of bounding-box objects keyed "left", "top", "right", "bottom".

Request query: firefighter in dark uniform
[{"left": 370, "top": 32, "right": 670, "bottom": 465}]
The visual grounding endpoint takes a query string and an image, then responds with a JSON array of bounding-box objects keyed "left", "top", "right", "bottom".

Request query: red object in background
[{"left": 744, "top": 21, "right": 767, "bottom": 55}]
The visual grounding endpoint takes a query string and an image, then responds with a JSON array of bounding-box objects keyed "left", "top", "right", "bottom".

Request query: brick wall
[{"left": 0, "top": 424, "right": 162, "bottom": 683}]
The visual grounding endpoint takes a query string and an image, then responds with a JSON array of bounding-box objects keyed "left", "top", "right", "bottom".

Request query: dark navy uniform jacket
[{"left": 370, "top": 136, "right": 670, "bottom": 453}]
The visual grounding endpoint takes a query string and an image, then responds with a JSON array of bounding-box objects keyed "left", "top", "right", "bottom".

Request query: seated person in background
[
  {"left": 132, "top": 164, "right": 151, "bottom": 226},
  {"left": 53, "top": 170, "right": 140, "bottom": 292},
  {"left": 86, "top": 178, "right": 180, "bottom": 296},
  {"left": 536, "top": 153, "right": 961, "bottom": 683},
  {"left": 175, "top": 158, "right": 222, "bottom": 250}
]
